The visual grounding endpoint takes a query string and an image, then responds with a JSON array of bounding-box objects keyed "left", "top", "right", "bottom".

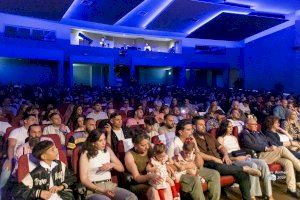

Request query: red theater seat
[
  {"left": 65, "top": 131, "right": 75, "bottom": 147},
  {"left": 41, "top": 134, "right": 62, "bottom": 150},
  {"left": 268, "top": 163, "right": 282, "bottom": 172}
]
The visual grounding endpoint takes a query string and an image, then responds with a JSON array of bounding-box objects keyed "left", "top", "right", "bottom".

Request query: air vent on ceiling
[
  {"left": 138, "top": 11, "right": 147, "bottom": 16},
  {"left": 80, "top": 0, "right": 94, "bottom": 6}
]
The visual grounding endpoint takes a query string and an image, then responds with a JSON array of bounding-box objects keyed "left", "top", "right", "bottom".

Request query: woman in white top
[
  {"left": 80, "top": 129, "right": 137, "bottom": 200},
  {"left": 217, "top": 120, "right": 274, "bottom": 200}
]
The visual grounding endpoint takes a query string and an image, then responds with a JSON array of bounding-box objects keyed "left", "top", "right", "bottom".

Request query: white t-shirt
[
  {"left": 87, "top": 111, "right": 108, "bottom": 121},
  {"left": 277, "top": 133, "right": 290, "bottom": 142},
  {"left": 43, "top": 125, "right": 70, "bottom": 145},
  {"left": 0, "top": 121, "right": 12, "bottom": 136},
  {"left": 114, "top": 129, "right": 125, "bottom": 141},
  {"left": 8, "top": 126, "right": 28, "bottom": 155},
  {"left": 87, "top": 149, "right": 111, "bottom": 182},
  {"left": 167, "top": 136, "right": 184, "bottom": 159},
  {"left": 228, "top": 119, "right": 244, "bottom": 134}
]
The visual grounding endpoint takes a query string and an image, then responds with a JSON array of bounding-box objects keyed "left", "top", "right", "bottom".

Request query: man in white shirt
[
  {"left": 158, "top": 114, "right": 176, "bottom": 149},
  {"left": 86, "top": 101, "right": 108, "bottom": 122},
  {"left": 43, "top": 113, "right": 70, "bottom": 145},
  {"left": 0, "top": 107, "right": 12, "bottom": 136},
  {"left": 0, "top": 113, "right": 37, "bottom": 192}
]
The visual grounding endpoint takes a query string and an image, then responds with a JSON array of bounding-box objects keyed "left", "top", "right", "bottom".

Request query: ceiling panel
[
  {"left": 187, "top": 13, "right": 288, "bottom": 41},
  {"left": 0, "top": 0, "right": 74, "bottom": 21},
  {"left": 68, "top": 0, "right": 145, "bottom": 25},
  {"left": 146, "top": 0, "right": 221, "bottom": 33}
]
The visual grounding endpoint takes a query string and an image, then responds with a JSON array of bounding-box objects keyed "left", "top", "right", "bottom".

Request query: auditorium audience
[{"left": 2, "top": 83, "right": 300, "bottom": 199}]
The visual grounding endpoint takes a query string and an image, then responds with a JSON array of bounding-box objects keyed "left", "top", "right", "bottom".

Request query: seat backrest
[
  {"left": 151, "top": 135, "right": 167, "bottom": 145},
  {"left": 127, "top": 110, "right": 135, "bottom": 118},
  {"left": 41, "top": 134, "right": 62, "bottom": 150},
  {"left": 232, "top": 126, "right": 239, "bottom": 138},
  {"left": 18, "top": 150, "right": 67, "bottom": 182},
  {"left": 71, "top": 146, "right": 81, "bottom": 175},
  {"left": 210, "top": 128, "right": 218, "bottom": 139},
  {"left": 117, "top": 139, "right": 133, "bottom": 164},
  {"left": 65, "top": 132, "right": 74, "bottom": 147}
]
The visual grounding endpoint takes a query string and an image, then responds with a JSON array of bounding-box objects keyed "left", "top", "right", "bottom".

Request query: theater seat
[
  {"left": 220, "top": 175, "right": 235, "bottom": 187},
  {"left": 268, "top": 163, "right": 282, "bottom": 172},
  {"left": 18, "top": 150, "right": 67, "bottom": 182},
  {"left": 210, "top": 128, "right": 218, "bottom": 138},
  {"left": 65, "top": 131, "right": 75, "bottom": 147},
  {"left": 41, "top": 134, "right": 62, "bottom": 150},
  {"left": 232, "top": 126, "right": 239, "bottom": 138},
  {"left": 71, "top": 146, "right": 81, "bottom": 175}
]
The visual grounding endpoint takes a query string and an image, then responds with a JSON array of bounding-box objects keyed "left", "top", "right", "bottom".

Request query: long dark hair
[
  {"left": 70, "top": 105, "right": 83, "bottom": 125},
  {"left": 82, "top": 129, "right": 106, "bottom": 160},
  {"left": 218, "top": 120, "right": 231, "bottom": 137}
]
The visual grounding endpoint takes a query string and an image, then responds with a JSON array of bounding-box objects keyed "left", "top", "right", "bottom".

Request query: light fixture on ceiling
[
  {"left": 138, "top": 11, "right": 148, "bottom": 16},
  {"left": 80, "top": 0, "right": 94, "bottom": 6}
]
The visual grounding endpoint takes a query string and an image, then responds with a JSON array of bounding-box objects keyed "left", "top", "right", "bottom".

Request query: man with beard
[
  {"left": 158, "top": 114, "right": 176, "bottom": 149},
  {"left": 67, "top": 118, "right": 96, "bottom": 156}
]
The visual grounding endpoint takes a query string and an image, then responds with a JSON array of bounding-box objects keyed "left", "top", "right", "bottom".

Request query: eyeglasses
[{"left": 248, "top": 123, "right": 258, "bottom": 126}]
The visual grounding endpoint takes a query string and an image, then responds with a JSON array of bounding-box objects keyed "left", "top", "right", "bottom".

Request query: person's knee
[
  {"left": 283, "top": 160, "right": 294, "bottom": 171},
  {"left": 126, "top": 193, "right": 138, "bottom": 200},
  {"left": 211, "top": 170, "right": 221, "bottom": 181},
  {"left": 251, "top": 163, "right": 258, "bottom": 169}
]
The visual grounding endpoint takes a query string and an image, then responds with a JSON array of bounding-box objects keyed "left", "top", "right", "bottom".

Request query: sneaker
[
  {"left": 287, "top": 189, "right": 300, "bottom": 198},
  {"left": 243, "top": 166, "right": 261, "bottom": 177}
]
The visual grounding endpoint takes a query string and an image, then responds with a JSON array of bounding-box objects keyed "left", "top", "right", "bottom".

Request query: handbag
[{"left": 231, "top": 149, "right": 247, "bottom": 157}]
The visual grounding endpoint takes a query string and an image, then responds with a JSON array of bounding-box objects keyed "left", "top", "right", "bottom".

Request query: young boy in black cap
[{"left": 13, "top": 140, "right": 75, "bottom": 199}]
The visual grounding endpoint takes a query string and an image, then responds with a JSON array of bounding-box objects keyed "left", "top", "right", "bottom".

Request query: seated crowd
[{"left": 1, "top": 84, "right": 300, "bottom": 200}]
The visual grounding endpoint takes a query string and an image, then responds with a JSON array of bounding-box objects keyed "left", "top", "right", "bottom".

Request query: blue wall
[
  {"left": 0, "top": 57, "right": 57, "bottom": 85},
  {"left": 139, "top": 67, "right": 169, "bottom": 84},
  {"left": 243, "top": 25, "right": 297, "bottom": 92}
]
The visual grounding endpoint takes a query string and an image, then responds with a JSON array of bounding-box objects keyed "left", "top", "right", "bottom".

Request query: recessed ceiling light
[
  {"left": 138, "top": 11, "right": 148, "bottom": 16},
  {"left": 80, "top": 0, "right": 94, "bottom": 6}
]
